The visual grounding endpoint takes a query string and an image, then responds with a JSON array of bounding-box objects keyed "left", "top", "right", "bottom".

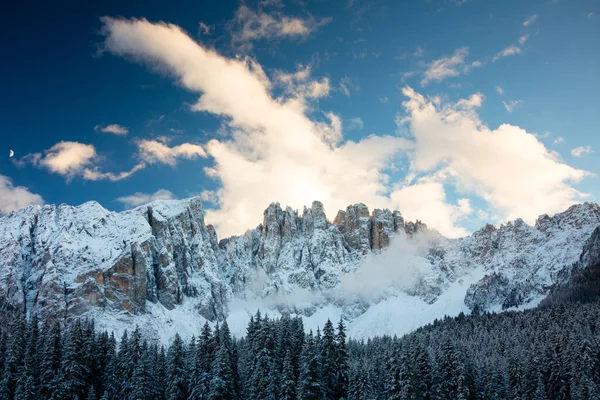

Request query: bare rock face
[
  {"left": 333, "top": 204, "right": 372, "bottom": 254},
  {"left": 405, "top": 220, "right": 428, "bottom": 235},
  {"left": 0, "top": 197, "right": 227, "bottom": 323},
  {"left": 392, "top": 211, "right": 405, "bottom": 234},
  {"left": 371, "top": 209, "right": 395, "bottom": 250},
  {"left": 580, "top": 226, "right": 600, "bottom": 269},
  {"left": 302, "top": 201, "right": 328, "bottom": 235}
]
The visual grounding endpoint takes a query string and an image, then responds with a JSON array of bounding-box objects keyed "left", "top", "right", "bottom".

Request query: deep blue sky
[{"left": 1, "top": 0, "right": 599, "bottom": 237}]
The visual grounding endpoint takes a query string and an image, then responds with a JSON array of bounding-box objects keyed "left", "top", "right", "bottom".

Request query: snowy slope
[{"left": 0, "top": 197, "right": 599, "bottom": 342}]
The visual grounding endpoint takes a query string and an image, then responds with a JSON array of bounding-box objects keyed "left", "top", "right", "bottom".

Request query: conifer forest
[{"left": 1, "top": 274, "right": 600, "bottom": 400}]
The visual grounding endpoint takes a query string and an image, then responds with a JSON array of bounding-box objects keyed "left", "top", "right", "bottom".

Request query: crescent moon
[{"left": 9, "top": 150, "right": 14, "bottom": 158}]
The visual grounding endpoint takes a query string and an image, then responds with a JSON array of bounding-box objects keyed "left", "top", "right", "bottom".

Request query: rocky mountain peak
[{"left": 1, "top": 196, "right": 600, "bottom": 341}]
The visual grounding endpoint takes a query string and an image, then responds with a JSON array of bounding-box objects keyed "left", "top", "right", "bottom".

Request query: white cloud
[
  {"left": 379, "top": 96, "right": 389, "bottom": 103},
  {"left": 0, "top": 175, "right": 44, "bottom": 213},
  {"left": 274, "top": 64, "right": 330, "bottom": 100},
  {"left": 390, "top": 180, "right": 472, "bottom": 237},
  {"left": 519, "top": 34, "right": 530, "bottom": 45},
  {"left": 400, "top": 86, "right": 590, "bottom": 225},
  {"left": 571, "top": 145, "right": 593, "bottom": 158},
  {"left": 19, "top": 141, "right": 147, "bottom": 182},
  {"left": 553, "top": 136, "right": 565, "bottom": 144},
  {"left": 339, "top": 76, "right": 358, "bottom": 96},
  {"left": 94, "top": 124, "right": 129, "bottom": 135},
  {"left": 137, "top": 140, "right": 207, "bottom": 166},
  {"left": 116, "top": 189, "right": 176, "bottom": 208},
  {"left": 401, "top": 71, "right": 418, "bottom": 83},
  {"left": 495, "top": 85, "right": 504, "bottom": 96},
  {"left": 456, "top": 93, "right": 484, "bottom": 110},
  {"left": 101, "top": 17, "right": 592, "bottom": 239},
  {"left": 101, "top": 17, "right": 411, "bottom": 237},
  {"left": 493, "top": 45, "right": 522, "bottom": 62},
  {"left": 523, "top": 14, "right": 538, "bottom": 26},
  {"left": 347, "top": 117, "right": 364, "bottom": 130},
  {"left": 83, "top": 163, "right": 146, "bottom": 181},
  {"left": 200, "top": 189, "right": 220, "bottom": 204},
  {"left": 229, "top": 5, "right": 331, "bottom": 50},
  {"left": 421, "top": 47, "right": 470, "bottom": 86},
  {"left": 21, "top": 141, "right": 97, "bottom": 178},
  {"left": 503, "top": 99, "right": 523, "bottom": 112}
]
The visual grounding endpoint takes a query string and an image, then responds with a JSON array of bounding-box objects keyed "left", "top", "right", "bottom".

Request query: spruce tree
[{"left": 167, "top": 333, "right": 188, "bottom": 400}]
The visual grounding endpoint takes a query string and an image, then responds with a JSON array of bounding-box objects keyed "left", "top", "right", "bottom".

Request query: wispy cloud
[
  {"left": 198, "top": 22, "right": 213, "bottom": 35},
  {"left": 347, "top": 117, "right": 364, "bottom": 130},
  {"left": 100, "top": 17, "right": 591, "bottom": 238},
  {"left": 229, "top": 5, "right": 331, "bottom": 51},
  {"left": 137, "top": 140, "right": 207, "bottom": 166},
  {"left": 523, "top": 14, "right": 538, "bottom": 26},
  {"left": 553, "top": 136, "right": 565, "bottom": 144},
  {"left": 571, "top": 145, "right": 593, "bottom": 158},
  {"left": 83, "top": 163, "right": 146, "bottom": 182},
  {"left": 421, "top": 47, "right": 468, "bottom": 85},
  {"left": 495, "top": 85, "right": 504, "bottom": 95},
  {"left": 339, "top": 76, "right": 359, "bottom": 96},
  {"left": 94, "top": 124, "right": 128, "bottom": 135},
  {"left": 274, "top": 64, "right": 331, "bottom": 100},
  {"left": 519, "top": 34, "right": 530, "bottom": 45},
  {"left": 116, "top": 189, "right": 176, "bottom": 208},
  {"left": 503, "top": 99, "right": 523, "bottom": 112},
  {"left": 0, "top": 175, "right": 44, "bottom": 213},
  {"left": 493, "top": 45, "right": 522, "bottom": 62},
  {"left": 379, "top": 96, "right": 389, "bottom": 103}
]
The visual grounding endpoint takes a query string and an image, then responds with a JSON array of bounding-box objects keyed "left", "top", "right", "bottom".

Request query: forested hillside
[{"left": 1, "top": 269, "right": 600, "bottom": 400}]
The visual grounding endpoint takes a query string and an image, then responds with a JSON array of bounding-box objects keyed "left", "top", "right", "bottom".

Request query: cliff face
[
  {"left": 0, "top": 198, "right": 227, "bottom": 322},
  {"left": 0, "top": 197, "right": 599, "bottom": 339}
]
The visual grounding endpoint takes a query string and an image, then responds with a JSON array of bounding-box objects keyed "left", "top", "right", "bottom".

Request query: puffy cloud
[
  {"left": 94, "top": 123, "right": 128, "bottom": 135},
  {"left": 571, "top": 145, "right": 593, "bottom": 158},
  {"left": 456, "top": 93, "right": 484, "bottom": 110},
  {"left": 20, "top": 141, "right": 145, "bottom": 182},
  {"left": 101, "top": 17, "right": 410, "bottom": 237},
  {"left": 137, "top": 140, "right": 207, "bottom": 166},
  {"left": 0, "top": 175, "right": 44, "bottom": 213},
  {"left": 390, "top": 180, "right": 472, "bottom": 237},
  {"left": 229, "top": 5, "right": 330, "bottom": 50},
  {"left": 554, "top": 136, "right": 565, "bottom": 144},
  {"left": 100, "top": 17, "right": 592, "bottom": 238},
  {"left": 502, "top": 99, "right": 523, "bottom": 112},
  {"left": 200, "top": 189, "right": 220, "bottom": 204},
  {"left": 523, "top": 14, "right": 538, "bottom": 27},
  {"left": 21, "top": 141, "right": 97, "bottom": 178},
  {"left": 116, "top": 189, "right": 176, "bottom": 208},
  {"left": 399, "top": 86, "right": 591, "bottom": 224}
]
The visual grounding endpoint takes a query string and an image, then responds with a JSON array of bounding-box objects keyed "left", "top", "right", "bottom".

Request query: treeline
[{"left": 0, "top": 302, "right": 600, "bottom": 399}]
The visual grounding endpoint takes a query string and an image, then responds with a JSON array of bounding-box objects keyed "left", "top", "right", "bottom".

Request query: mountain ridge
[{"left": 1, "top": 196, "right": 599, "bottom": 340}]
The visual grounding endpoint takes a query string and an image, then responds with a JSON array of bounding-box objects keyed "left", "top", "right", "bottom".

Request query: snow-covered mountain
[{"left": 1, "top": 197, "right": 599, "bottom": 341}]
